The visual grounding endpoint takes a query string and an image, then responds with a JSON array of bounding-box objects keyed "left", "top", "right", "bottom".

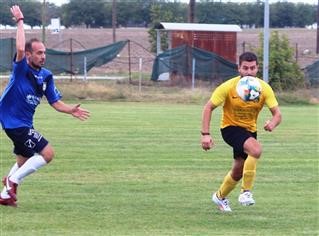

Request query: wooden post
[
  {"left": 42, "top": 0, "right": 46, "bottom": 44},
  {"left": 70, "top": 38, "right": 73, "bottom": 81},
  {"left": 128, "top": 40, "right": 132, "bottom": 84},
  {"left": 188, "top": 0, "right": 195, "bottom": 23},
  {"left": 112, "top": 0, "right": 117, "bottom": 43}
]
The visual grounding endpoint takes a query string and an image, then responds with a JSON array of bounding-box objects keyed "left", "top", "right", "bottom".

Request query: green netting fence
[
  {"left": 0, "top": 38, "right": 15, "bottom": 72},
  {"left": 151, "top": 44, "right": 239, "bottom": 83},
  {"left": 0, "top": 38, "right": 127, "bottom": 75},
  {"left": 304, "top": 60, "right": 319, "bottom": 87}
]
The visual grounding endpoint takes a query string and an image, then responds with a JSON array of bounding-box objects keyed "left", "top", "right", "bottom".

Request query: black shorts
[
  {"left": 221, "top": 126, "right": 257, "bottom": 160},
  {"left": 4, "top": 127, "right": 49, "bottom": 158}
]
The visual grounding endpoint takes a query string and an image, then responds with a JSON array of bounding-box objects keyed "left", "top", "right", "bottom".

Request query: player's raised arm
[{"left": 10, "top": 5, "right": 25, "bottom": 62}]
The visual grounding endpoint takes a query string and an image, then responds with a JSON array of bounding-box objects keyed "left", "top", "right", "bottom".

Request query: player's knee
[
  {"left": 40, "top": 145, "right": 55, "bottom": 163},
  {"left": 244, "top": 138, "right": 262, "bottom": 158},
  {"left": 43, "top": 150, "right": 54, "bottom": 163},
  {"left": 250, "top": 145, "right": 262, "bottom": 159}
]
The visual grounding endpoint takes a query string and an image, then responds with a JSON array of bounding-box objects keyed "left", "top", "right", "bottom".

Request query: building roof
[{"left": 158, "top": 22, "right": 242, "bottom": 32}]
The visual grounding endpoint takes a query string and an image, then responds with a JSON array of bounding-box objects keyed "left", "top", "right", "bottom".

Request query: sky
[{"left": 45, "top": 0, "right": 317, "bottom": 6}]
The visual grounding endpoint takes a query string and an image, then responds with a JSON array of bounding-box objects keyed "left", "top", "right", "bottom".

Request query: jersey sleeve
[
  {"left": 210, "top": 79, "right": 233, "bottom": 107},
  {"left": 13, "top": 57, "right": 28, "bottom": 79},
  {"left": 263, "top": 82, "right": 278, "bottom": 108},
  {"left": 44, "top": 75, "right": 62, "bottom": 104}
]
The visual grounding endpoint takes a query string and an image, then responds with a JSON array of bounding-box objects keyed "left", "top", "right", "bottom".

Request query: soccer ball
[{"left": 236, "top": 76, "right": 262, "bottom": 102}]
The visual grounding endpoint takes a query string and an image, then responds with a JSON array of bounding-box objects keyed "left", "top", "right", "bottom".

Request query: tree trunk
[{"left": 188, "top": 0, "right": 195, "bottom": 23}]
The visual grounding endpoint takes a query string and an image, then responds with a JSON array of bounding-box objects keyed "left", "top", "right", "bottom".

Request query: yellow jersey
[{"left": 210, "top": 76, "right": 278, "bottom": 132}]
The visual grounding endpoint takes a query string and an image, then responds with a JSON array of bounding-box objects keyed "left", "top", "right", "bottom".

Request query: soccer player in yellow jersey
[{"left": 201, "top": 52, "right": 282, "bottom": 212}]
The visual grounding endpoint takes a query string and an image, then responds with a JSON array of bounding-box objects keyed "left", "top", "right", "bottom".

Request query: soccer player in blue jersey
[{"left": 0, "top": 5, "right": 90, "bottom": 207}]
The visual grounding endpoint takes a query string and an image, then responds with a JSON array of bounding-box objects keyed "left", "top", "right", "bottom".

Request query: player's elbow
[
  {"left": 271, "top": 106, "right": 282, "bottom": 127},
  {"left": 205, "top": 101, "right": 216, "bottom": 112}
]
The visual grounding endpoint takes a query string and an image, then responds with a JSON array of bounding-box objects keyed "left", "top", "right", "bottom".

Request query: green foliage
[
  {"left": 0, "top": 1, "right": 316, "bottom": 29},
  {"left": 0, "top": 0, "right": 61, "bottom": 27},
  {"left": 0, "top": 0, "right": 42, "bottom": 27},
  {"left": 18, "top": 1, "right": 42, "bottom": 27},
  {"left": 62, "top": 0, "right": 106, "bottom": 28},
  {"left": 293, "top": 3, "right": 317, "bottom": 27},
  {"left": 270, "top": 2, "right": 316, "bottom": 27},
  {"left": 256, "top": 31, "right": 305, "bottom": 91},
  {"left": 271, "top": 2, "right": 295, "bottom": 28},
  {"left": 0, "top": 2, "right": 12, "bottom": 26},
  {"left": 116, "top": 0, "right": 151, "bottom": 27},
  {"left": 148, "top": 2, "right": 185, "bottom": 53}
]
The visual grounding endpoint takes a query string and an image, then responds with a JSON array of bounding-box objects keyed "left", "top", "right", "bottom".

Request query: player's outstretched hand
[{"left": 71, "top": 104, "right": 90, "bottom": 121}]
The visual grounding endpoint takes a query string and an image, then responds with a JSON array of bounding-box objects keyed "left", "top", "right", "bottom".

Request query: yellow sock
[
  {"left": 217, "top": 172, "right": 238, "bottom": 199},
  {"left": 241, "top": 155, "right": 258, "bottom": 192}
]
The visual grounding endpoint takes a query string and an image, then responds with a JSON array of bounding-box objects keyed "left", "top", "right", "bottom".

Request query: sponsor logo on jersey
[{"left": 26, "top": 94, "right": 41, "bottom": 106}]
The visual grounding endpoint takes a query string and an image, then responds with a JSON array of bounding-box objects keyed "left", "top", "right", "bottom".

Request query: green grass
[{"left": 0, "top": 102, "right": 318, "bottom": 236}]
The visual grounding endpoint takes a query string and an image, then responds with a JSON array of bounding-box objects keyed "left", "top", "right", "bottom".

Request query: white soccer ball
[{"left": 236, "top": 76, "right": 262, "bottom": 102}]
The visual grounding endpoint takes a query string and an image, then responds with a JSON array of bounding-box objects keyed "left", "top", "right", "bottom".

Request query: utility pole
[
  {"left": 112, "top": 0, "right": 117, "bottom": 43},
  {"left": 263, "top": 0, "right": 269, "bottom": 83},
  {"left": 42, "top": 0, "right": 46, "bottom": 43},
  {"left": 188, "top": 0, "right": 195, "bottom": 23},
  {"left": 316, "top": 0, "right": 319, "bottom": 54}
]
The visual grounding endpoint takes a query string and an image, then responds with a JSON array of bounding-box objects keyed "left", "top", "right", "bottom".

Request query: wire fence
[{"left": 1, "top": 29, "right": 318, "bottom": 88}]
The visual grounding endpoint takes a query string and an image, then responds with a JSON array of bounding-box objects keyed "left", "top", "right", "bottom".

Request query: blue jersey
[{"left": 0, "top": 57, "right": 62, "bottom": 129}]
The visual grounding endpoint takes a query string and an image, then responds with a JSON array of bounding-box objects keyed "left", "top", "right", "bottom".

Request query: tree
[
  {"left": 46, "top": 3, "right": 62, "bottom": 24},
  {"left": 2, "top": 1, "right": 315, "bottom": 29},
  {"left": 0, "top": 2, "right": 12, "bottom": 26},
  {"left": 271, "top": 2, "right": 295, "bottom": 27},
  {"left": 116, "top": 0, "right": 151, "bottom": 27},
  {"left": 62, "top": 0, "right": 106, "bottom": 28},
  {"left": 61, "top": 1, "right": 84, "bottom": 27},
  {"left": 196, "top": 2, "right": 225, "bottom": 24},
  {"left": 293, "top": 3, "right": 316, "bottom": 27},
  {"left": 148, "top": 2, "right": 185, "bottom": 53},
  {"left": 246, "top": 2, "right": 264, "bottom": 28},
  {"left": 256, "top": 31, "right": 305, "bottom": 91},
  {"left": 17, "top": 1, "right": 42, "bottom": 28}
]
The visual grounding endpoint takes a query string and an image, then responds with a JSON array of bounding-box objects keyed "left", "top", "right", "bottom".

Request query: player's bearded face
[
  {"left": 238, "top": 61, "right": 258, "bottom": 77},
  {"left": 29, "top": 42, "right": 46, "bottom": 69}
]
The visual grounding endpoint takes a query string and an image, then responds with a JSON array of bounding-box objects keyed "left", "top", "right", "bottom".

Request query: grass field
[{"left": 0, "top": 102, "right": 318, "bottom": 236}]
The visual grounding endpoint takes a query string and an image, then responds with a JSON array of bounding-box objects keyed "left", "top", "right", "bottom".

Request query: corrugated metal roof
[{"left": 158, "top": 22, "right": 242, "bottom": 32}]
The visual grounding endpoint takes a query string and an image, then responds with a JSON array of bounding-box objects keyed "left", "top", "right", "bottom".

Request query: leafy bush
[{"left": 256, "top": 31, "right": 305, "bottom": 91}]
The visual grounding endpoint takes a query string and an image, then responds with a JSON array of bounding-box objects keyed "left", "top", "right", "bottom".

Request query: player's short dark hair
[
  {"left": 239, "top": 52, "right": 258, "bottom": 65},
  {"left": 25, "top": 38, "right": 42, "bottom": 52}
]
